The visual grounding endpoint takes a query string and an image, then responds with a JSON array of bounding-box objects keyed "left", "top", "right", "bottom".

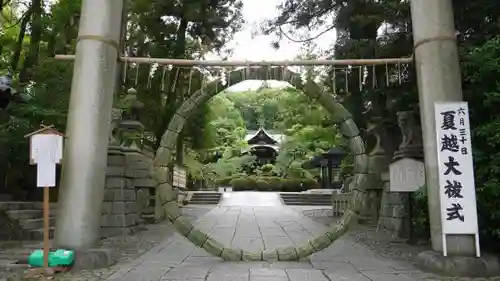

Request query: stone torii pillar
[
  {"left": 410, "top": 0, "right": 474, "bottom": 256},
  {"left": 55, "top": 0, "right": 125, "bottom": 250}
]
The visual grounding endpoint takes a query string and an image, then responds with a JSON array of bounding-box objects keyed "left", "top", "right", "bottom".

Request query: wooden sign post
[{"left": 25, "top": 125, "right": 64, "bottom": 271}]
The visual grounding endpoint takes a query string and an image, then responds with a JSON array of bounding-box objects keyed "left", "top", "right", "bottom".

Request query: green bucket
[{"left": 28, "top": 249, "right": 75, "bottom": 267}]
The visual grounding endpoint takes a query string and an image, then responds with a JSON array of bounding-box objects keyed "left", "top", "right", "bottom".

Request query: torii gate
[{"left": 53, "top": 0, "right": 474, "bottom": 263}]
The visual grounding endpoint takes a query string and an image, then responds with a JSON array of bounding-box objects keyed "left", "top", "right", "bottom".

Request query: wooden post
[{"left": 43, "top": 185, "right": 50, "bottom": 269}]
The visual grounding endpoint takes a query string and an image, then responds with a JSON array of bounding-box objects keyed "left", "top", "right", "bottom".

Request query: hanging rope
[
  {"left": 134, "top": 64, "right": 139, "bottom": 86},
  {"left": 358, "top": 66, "right": 363, "bottom": 92},
  {"left": 345, "top": 68, "right": 348, "bottom": 93},
  {"left": 332, "top": 68, "right": 336, "bottom": 94},
  {"left": 147, "top": 65, "right": 152, "bottom": 88},
  {"left": 187, "top": 69, "right": 193, "bottom": 96},
  {"left": 160, "top": 66, "right": 167, "bottom": 92},
  {"left": 123, "top": 57, "right": 128, "bottom": 85},
  {"left": 397, "top": 61, "right": 401, "bottom": 84},
  {"left": 171, "top": 67, "right": 180, "bottom": 93},
  {"left": 385, "top": 63, "right": 389, "bottom": 86}
]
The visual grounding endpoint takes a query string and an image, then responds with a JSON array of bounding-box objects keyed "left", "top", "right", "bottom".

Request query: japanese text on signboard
[{"left": 435, "top": 102, "right": 478, "bottom": 235}]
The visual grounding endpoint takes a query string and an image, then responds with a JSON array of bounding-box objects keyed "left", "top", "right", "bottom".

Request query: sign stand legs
[
  {"left": 475, "top": 234, "right": 481, "bottom": 257},
  {"left": 24, "top": 186, "right": 54, "bottom": 278},
  {"left": 442, "top": 234, "right": 448, "bottom": 257},
  {"left": 43, "top": 185, "right": 50, "bottom": 270}
]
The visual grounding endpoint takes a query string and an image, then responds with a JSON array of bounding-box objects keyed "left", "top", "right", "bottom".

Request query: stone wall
[{"left": 101, "top": 146, "right": 155, "bottom": 237}]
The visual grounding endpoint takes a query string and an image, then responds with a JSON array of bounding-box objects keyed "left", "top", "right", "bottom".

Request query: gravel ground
[{"left": 0, "top": 205, "right": 214, "bottom": 281}]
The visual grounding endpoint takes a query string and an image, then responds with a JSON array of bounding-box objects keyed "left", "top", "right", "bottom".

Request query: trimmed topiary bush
[
  {"left": 230, "top": 178, "right": 250, "bottom": 191},
  {"left": 301, "top": 178, "right": 321, "bottom": 190},
  {"left": 227, "top": 176, "right": 319, "bottom": 192},
  {"left": 281, "top": 178, "right": 302, "bottom": 192}
]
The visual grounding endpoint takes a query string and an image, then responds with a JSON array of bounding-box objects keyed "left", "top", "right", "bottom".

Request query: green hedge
[{"left": 228, "top": 176, "right": 320, "bottom": 192}]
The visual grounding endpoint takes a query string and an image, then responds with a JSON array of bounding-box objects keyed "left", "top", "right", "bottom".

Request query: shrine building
[{"left": 242, "top": 128, "right": 283, "bottom": 166}]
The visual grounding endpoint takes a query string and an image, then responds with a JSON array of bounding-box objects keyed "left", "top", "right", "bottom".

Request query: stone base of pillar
[
  {"left": 415, "top": 250, "right": 500, "bottom": 277},
  {"left": 71, "top": 248, "right": 116, "bottom": 270},
  {"left": 101, "top": 146, "right": 141, "bottom": 237}
]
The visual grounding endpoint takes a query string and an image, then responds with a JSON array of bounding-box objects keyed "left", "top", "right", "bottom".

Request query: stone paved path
[{"left": 106, "top": 192, "right": 437, "bottom": 280}]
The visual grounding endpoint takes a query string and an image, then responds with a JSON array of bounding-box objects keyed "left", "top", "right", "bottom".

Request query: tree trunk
[
  {"left": 10, "top": 7, "right": 32, "bottom": 73},
  {"left": 19, "top": 0, "right": 43, "bottom": 83}
]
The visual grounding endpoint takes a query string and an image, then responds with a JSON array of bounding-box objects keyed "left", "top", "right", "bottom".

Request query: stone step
[
  {"left": 19, "top": 217, "right": 56, "bottom": 231},
  {"left": 280, "top": 194, "right": 332, "bottom": 198},
  {"left": 188, "top": 199, "right": 220, "bottom": 203},
  {"left": 0, "top": 202, "right": 58, "bottom": 211},
  {"left": 6, "top": 209, "right": 57, "bottom": 220},
  {"left": 190, "top": 195, "right": 221, "bottom": 199},
  {"left": 189, "top": 195, "right": 221, "bottom": 198},
  {"left": 281, "top": 198, "right": 332, "bottom": 202},
  {"left": 281, "top": 195, "right": 332, "bottom": 199},
  {"left": 282, "top": 201, "right": 332, "bottom": 206},
  {"left": 188, "top": 202, "right": 220, "bottom": 205},
  {"left": 189, "top": 198, "right": 221, "bottom": 201},
  {"left": 23, "top": 227, "right": 55, "bottom": 240},
  {"left": 189, "top": 193, "right": 221, "bottom": 205},
  {"left": 280, "top": 194, "right": 332, "bottom": 205},
  {"left": 283, "top": 198, "right": 332, "bottom": 204}
]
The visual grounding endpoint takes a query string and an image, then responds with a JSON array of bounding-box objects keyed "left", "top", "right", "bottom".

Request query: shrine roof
[{"left": 244, "top": 128, "right": 283, "bottom": 145}]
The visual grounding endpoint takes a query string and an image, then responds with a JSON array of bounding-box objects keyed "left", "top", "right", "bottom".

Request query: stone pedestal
[
  {"left": 101, "top": 147, "right": 140, "bottom": 237},
  {"left": 377, "top": 172, "right": 408, "bottom": 236},
  {"left": 377, "top": 111, "right": 423, "bottom": 238},
  {"left": 125, "top": 146, "right": 156, "bottom": 222}
]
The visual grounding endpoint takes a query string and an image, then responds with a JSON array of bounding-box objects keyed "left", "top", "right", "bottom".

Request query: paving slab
[{"left": 106, "top": 192, "right": 439, "bottom": 281}]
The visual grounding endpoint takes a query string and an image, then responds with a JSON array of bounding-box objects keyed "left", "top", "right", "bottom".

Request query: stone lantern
[
  {"left": 302, "top": 148, "right": 347, "bottom": 190},
  {"left": 118, "top": 88, "right": 145, "bottom": 149}
]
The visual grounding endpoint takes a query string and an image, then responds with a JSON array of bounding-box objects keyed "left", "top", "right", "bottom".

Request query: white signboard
[
  {"left": 389, "top": 158, "right": 425, "bottom": 192},
  {"left": 30, "top": 134, "right": 63, "bottom": 187},
  {"left": 173, "top": 165, "right": 186, "bottom": 189},
  {"left": 434, "top": 102, "right": 480, "bottom": 257}
]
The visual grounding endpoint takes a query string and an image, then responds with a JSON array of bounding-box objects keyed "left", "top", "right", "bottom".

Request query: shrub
[
  {"left": 215, "top": 176, "right": 233, "bottom": 186},
  {"left": 267, "top": 177, "right": 282, "bottom": 189},
  {"left": 230, "top": 178, "right": 249, "bottom": 191},
  {"left": 262, "top": 164, "right": 274, "bottom": 172},
  {"left": 255, "top": 179, "right": 271, "bottom": 191},
  {"left": 281, "top": 178, "right": 302, "bottom": 192}
]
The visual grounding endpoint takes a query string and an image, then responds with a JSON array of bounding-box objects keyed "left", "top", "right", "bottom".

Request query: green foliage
[
  {"left": 220, "top": 86, "right": 342, "bottom": 180},
  {"left": 461, "top": 37, "right": 500, "bottom": 250},
  {"left": 223, "top": 87, "right": 332, "bottom": 131},
  {"left": 411, "top": 186, "right": 430, "bottom": 241},
  {"left": 0, "top": 0, "right": 245, "bottom": 195},
  {"left": 260, "top": 163, "right": 275, "bottom": 174},
  {"left": 204, "top": 95, "right": 247, "bottom": 148},
  {"left": 407, "top": 38, "right": 500, "bottom": 247}
]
